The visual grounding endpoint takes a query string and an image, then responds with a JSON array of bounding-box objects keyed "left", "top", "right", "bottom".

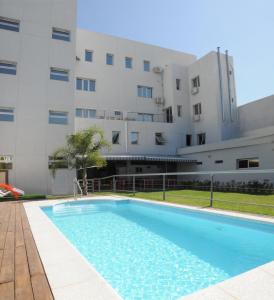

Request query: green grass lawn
[{"left": 93, "top": 189, "right": 274, "bottom": 217}]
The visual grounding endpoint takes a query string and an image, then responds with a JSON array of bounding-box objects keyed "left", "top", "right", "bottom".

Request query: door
[{"left": 0, "top": 171, "right": 8, "bottom": 184}]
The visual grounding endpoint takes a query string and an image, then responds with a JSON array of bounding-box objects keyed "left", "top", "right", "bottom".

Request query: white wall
[{"left": 0, "top": 0, "right": 77, "bottom": 195}]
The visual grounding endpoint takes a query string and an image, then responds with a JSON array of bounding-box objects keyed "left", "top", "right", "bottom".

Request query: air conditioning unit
[
  {"left": 153, "top": 66, "right": 163, "bottom": 74},
  {"left": 191, "top": 86, "right": 199, "bottom": 95},
  {"left": 193, "top": 114, "right": 201, "bottom": 122},
  {"left": 155, "top": 97, "right": 165, "bottom": 105}
]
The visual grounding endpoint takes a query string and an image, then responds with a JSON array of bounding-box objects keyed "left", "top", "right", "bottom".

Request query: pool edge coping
[{"left": 24, "top": 196, "right": 274, "bottom": 300}]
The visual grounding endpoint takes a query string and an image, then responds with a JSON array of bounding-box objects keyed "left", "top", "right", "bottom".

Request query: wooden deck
[{"left": 0, "top": 202, "right": 53, "bottom": 300}]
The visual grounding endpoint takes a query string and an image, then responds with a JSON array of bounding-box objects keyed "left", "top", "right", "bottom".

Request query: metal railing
[{"left": 74, "top": 170, "right": 274, "bottom": 214}]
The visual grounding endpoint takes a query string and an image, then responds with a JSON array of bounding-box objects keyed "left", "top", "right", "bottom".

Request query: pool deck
[
  {"left": 4, "top": 197, "right": 274, "bottom": 300},
  {"left": 0, "top": 202, "right": 53, "bottom": 300}
]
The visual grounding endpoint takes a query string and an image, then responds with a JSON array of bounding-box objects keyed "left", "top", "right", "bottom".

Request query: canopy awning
[{"left": 103, "top": 154, "right": 196, "bottom": 163}]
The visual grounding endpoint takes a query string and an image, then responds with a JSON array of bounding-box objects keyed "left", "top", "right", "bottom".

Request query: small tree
[{"left": 50, "top": 126, "right": 110, "bottom": 195}]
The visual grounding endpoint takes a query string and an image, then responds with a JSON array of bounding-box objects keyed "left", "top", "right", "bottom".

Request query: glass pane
[
  {"left": 76, "top": 78, "right": 82, "bottom": 90},
  {"left": 75, "top": 108, "right": 82, "bottom": 117}
]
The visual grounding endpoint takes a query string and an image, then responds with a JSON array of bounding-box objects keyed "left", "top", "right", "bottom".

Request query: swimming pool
[{"left": 42, "top": 199, "right": 274, "bottom": 300}]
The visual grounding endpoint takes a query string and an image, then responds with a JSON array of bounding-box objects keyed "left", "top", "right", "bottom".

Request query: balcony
[{"left": 76, "top": 109, "right": 169, "bottom": 123}]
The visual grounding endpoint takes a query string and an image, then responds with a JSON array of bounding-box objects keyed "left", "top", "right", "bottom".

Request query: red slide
[{"left": 0, "top": 183, "right": 20, "bottom": 199}]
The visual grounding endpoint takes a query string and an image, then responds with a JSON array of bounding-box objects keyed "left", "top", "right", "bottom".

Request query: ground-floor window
[
  {"left": 197, "top": 133, "right": 206, "bottom": 145},
  {"left": 237, "top": 158, "right": 259, "bottom": 169}
]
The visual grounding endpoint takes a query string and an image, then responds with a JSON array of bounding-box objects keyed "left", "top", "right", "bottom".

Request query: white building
[{"left": 1, "top": 0, "right": 274, "bottom": 195}]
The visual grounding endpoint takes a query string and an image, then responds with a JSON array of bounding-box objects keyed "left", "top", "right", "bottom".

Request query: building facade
[{"left": 1, "top": 0, "right": 274, "bottom": 195}]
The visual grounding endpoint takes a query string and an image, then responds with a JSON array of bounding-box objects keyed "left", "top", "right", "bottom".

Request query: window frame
[
  {"left": 76, "top": 78, "right": 96, "bottom": 92},
  {"left": 192, "top": 76, "right": 200, "bottom": 88},
  {"left": 112, "top": 131, "right": 120, "bottom": 145},
  {"left": 0, "top": 61, "right": 17, "bottom": 75},
  {"left": 137, "top": 85, "right": 153, "bottom": 98},
  {"left": 143, "top": 60, "right": 150, "bottom": 72},
  {"left": 0, "top": 17, "right": 20, "bottom": 32},
  {"left": 49, "top": 111, "right": 68, "bottom": 125},
  {"left": 193, "top": 103, "right": 202, "bottom": 115},
  {"left": 85, "top": 50, "right": 93, "bottom": 62},
  {"left": 197, "top": 133, "right": 206, "bottom": 145},
  {"left": 176, "top": 78, "right": 181, "bottom": 90},
  {"left": 155, "top": 132, "right": 165, "bottom": 146},
  {"left": 125, "top": 57, "right": 133, "bottom": 69},
  {"left": 130, "top": 132, "right": 139, "bottom": 145},
  {"left": 106, "top": 53, "right": 114, "bottom": 65},
  {"left": 50, "top": 67, "right": 69, "bottom": 82},
  {"left": 177, "top": 105, "right": 182, "bottom": 117},
  {"left": 0, "top": 107, "right": 14, "bottom": 122},
  {"left": 237, "top": 158, "right": 260, "bottom": 169},
  {"left": 52, "top": 27, "right": 70, "bottom": 42}
]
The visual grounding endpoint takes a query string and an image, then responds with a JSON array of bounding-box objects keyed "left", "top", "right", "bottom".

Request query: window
[
  {"left": 0, "top": 108, "right": 14, "bottom": 122},
  {"left": 237, "top": 158, "right": 259, "bottom": 169},
  {"left": 106, "top": 53, "right": 114, "bottom": 65},
  {"left": 48, "top": 156, "right": 68, "bottom": 169},
  {"left": 49, "top": 111, "right": 68, "bottom": 125},
  {"left": 75, "top": 108, "right": 96, "bottom": 119},
  {"left": 137, "top": 85, "right": 152, "bottom": 98},
  {"left": 155, "top": 132, "right": 165, "bottom": 145},
  {"left": 136, "top": 167, "right": 143, "bottom": 173},
  {"left": 0, "top": 17, "right": 20, "bottom": 32},
  {"left": 125, "top": 57, "right": 132, "bottom": 69},
  {"left": 85, "top": 50, "right": 93, "bottom": 62},
  {"left": 144, "top": 60, "right": 150, "bottom": 72},
  {"left": 176, "top": 79, "right": 181, "bottom": 90},
  {"left": 50, "top": 68, "right": 69, "bottom": 81},
  {"left": 0, "top": 155, "right": 13, "bottom": 170},
  {"left": 193, "top": 103, "right": 202, "bottom": 115},
  {"left": 215, "top": 160, "right": 223, "bottom": 164},
  {"left": 114, "top": 111, "right": 123, "bottom": 120},
  {"left": 76, "top": 78, "right": 96, "bottom": 91},
  {"left": 186, "top": 134, "right": 192, "bottom": 146},
  {"left": 0, "top": 61, "right": 16, "bottom": 75},
  {"left": 130, "top": 132, "right": 139, "bottom": 145},
  {"left": 52, "top": 28, "right": 70, "bottom": 41},
  {"left": 112, "top": 131, "right": 120, "bottom": 144},
  {"left": 197, "top": 133, "right": 206, "bottom": 145},
  {"left": 192, "top": 76, "right": 200, "bottom": 88},
  {"left": 177, "top": 105, "right": 182, "bottom": 117},
  {"left": 137, "top": 113, "right": 153, "bottom": 122}
]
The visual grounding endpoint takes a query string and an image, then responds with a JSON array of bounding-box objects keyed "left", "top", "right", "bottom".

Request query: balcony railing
[{"left": 77, "top": 109, "right": 169, "bottom": 123}]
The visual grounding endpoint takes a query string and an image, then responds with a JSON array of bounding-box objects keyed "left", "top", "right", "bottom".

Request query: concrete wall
[
  {"left": 0, "top": 0, "right": 77, "bottom": 194},
  {"left": 239, "top": 95, "right": 274, "bottom": 137}
]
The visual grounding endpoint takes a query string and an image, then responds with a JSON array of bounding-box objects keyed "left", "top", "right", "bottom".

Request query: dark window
[
  {"left": 52, "top": 28, "right": 70, "bottom": 41},
  {"left": 193, "top": 103, "right": 202, "bottom": 115},
  {"left": 192, "top": 76, "right": 200, "bottom": 87},
  {"left": 237, "top": 158, "right": 259, "bottom": 169},
  {"left": 155, "top": 133, "right": 165, "bottom": 145},
  {"left": 186, "top": 134, "right": 192, "bottom": 146},
  {"left": 177, "top": 105, "right": 182, "bottom": 117},
  {"left": 196, "top": 162, "right": 203, "bottom": 165},
  {"left": 215, "top": 160, "right": 223, "bottom": 164},
  {"left": 112, "top": 131, "right": 120, "bottom": 144},
  {"left": 0, "top": 17, "right": 19, "bottom": 32},
  {"left": 176, "top": 79, "right": 181, "bottom": 90},
  {"left": 197, "top": 133, "right": 206, "bottom": 145}
]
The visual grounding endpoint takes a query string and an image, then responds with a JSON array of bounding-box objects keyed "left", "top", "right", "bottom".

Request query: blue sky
[{"left": 78, "top": 0, "right": 274, "bottom": 105}]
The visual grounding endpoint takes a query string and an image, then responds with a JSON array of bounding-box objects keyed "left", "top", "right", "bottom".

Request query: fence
[{"left": 75, "top": 169, "right": 274, "bottom": 215}]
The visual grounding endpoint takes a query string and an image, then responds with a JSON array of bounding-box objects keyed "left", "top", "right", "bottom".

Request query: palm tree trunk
[{"left": 83, "top": 167, "right": 88, "bottom": 195}]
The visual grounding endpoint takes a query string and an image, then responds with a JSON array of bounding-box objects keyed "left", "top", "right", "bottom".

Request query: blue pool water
[{"left": 42, "top": 200, "right": 274, "bottom": 300}]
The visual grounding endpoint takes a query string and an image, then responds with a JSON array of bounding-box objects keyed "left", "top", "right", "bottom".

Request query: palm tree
[{"left": 50, "top": 126, "right": 110, "bottom": 195}]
